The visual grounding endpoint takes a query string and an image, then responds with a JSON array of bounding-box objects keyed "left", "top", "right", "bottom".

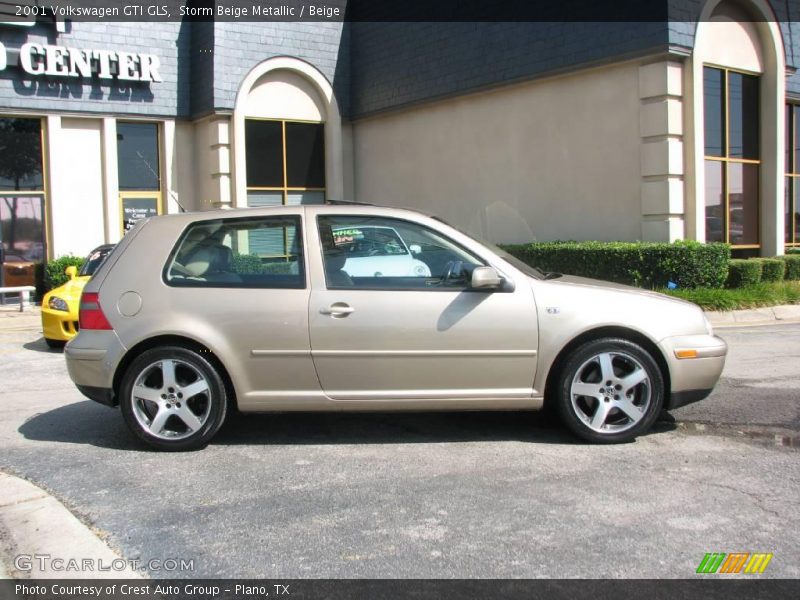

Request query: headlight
[
  {"left": 703, "top": 315, "right": 714, "bottom": 336},
  {"left": 48, "top": 296, "right": 69, "bottom": 312}
]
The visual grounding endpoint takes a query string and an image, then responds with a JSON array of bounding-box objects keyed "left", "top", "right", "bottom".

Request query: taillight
[{"left": 79, "top": 292, "right": 112, "bottom": 330}]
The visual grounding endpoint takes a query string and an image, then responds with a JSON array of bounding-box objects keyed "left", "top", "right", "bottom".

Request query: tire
[
  {"left": 119, "top": 346, "right": 228, "bottom": 451},
  {"left": 555, "top": 337, "right": 664, "bottom": 444},
  {"left": 45, "top": 338, "right": 66, "bottom": 349}
]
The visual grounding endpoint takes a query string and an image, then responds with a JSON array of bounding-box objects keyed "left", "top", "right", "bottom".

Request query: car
[
  {"left": 41, "top": 244, "right": 115, "bottom": 348},
  {"left": 1, "top": 250, "right": 37, "bottom": 288},
  {"left": 331, "top": 225, "right": 432, "bottom": 277},
  {"left": 64, "top": 204, "right": 727, "bottom": 451}
]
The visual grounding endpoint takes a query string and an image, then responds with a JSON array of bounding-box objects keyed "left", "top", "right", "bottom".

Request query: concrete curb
[
  {"left": 0, "top": 472, "right": 143, "bottom": 579},
  {"left": 705, "top": 304, "right": 800, "bottom": 327}
]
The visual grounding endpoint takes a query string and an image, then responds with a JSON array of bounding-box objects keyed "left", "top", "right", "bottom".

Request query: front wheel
[
  {"left": 119, "top": 346, "right": 228, "bottom": 451},
  {"left": 555, "top": 338, "right": 664, "bottom": 444}
]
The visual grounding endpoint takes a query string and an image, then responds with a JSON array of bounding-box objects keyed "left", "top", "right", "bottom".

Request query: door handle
[{"left": 320, "top": 302, "right": 355, "bottom": 318}]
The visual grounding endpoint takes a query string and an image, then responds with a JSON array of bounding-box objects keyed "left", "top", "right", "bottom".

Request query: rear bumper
[
  {"left": 65, "top": 330, "right": 126, "bottom": 400},
  {"left": 76, "top": 384, "right": 116, "bottom": 407}
]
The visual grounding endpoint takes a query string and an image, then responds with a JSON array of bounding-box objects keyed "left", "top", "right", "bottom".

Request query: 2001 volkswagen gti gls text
[{"left": 65, "top": 204, "right": 727, "bottom": 451}]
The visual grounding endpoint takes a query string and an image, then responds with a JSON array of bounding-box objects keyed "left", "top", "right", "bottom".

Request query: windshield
[
  {"left": 79, "top": 246, "right": 114, "bottom": 277},
  {"left": 431, "top": 216, "right": 545, "bottom": 279}
]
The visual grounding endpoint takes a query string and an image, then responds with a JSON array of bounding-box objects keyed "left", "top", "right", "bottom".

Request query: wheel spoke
[
  {"left": 590, "top": 402, "right": 610, "bottom": 429},
  {"left": 572, "top": 382, "right": 602, "bottom": 398},
  {"left": 176, "top": 406, "right": 202, "bottom": 432},
  {"left": 148, "top": 408, "right": 170, "bottom": 435},
  {"left": 621, "top": 368, "right": 648, "bottom": 393},
  {"left": 161, "top": 359, "right": 177, "bottom": 389},
  {"left": 180, "top": 379, "right": 209, "bottom": 400},
  {"left": 133, "top": 385, "right": 163, "bottom": 403},
  {"left": 597, "top": 353, "right": 616, "bottom": 382},
  {"left": 617, "top": 398, "right": 644, "bottom": 422}
]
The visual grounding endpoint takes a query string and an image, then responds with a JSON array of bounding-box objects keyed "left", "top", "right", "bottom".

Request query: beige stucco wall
[{"left": 352, "top": 62, "right": 644, "bottom": 244}]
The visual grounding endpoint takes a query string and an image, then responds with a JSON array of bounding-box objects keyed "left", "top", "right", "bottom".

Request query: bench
[{"left": 0, "top": 286, "right": 36, "bottom": 312}]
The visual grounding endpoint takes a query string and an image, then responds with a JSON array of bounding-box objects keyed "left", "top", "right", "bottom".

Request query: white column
[{"left": 101, "top": 118, "right": 119, "bottom": 242}]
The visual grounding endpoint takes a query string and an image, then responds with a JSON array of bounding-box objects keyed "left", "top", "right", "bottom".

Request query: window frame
[
  {"left": 116, "top": 120, "right": 163, "bottom": 236},
  {"left": 0, "top": 115, "right": 48, "bottom": 264},
  {"left": 162, "top": 215, "right": 307, "bottom": 290},
  {"left": 703, "top": 64, "right": 761, "bottom": 249},
  {"left": 245, "top": 117, "right": 326, "bottom": 205},
  {"left": 316, "top": 214, "right": 489, "bottom": 292},
  {"left": 786, "top": 102, "right": 800, "bottom": 248}
]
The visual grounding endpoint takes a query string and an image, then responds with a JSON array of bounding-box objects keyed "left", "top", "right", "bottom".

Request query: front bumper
[
  {"left": 658, "top": 334, "right": 727, "bottom": 410},
  {"left": 41, "top": 306, "right": 79, "bottom": 342}
]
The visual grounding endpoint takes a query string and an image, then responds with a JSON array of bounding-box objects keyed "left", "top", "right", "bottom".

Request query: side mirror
[
  {"left": 65, "top": 266, "right": 78, "bottom": 280},
  {"left": 408, "top": 244, "right": 422, "bottom": 255},
  {"left": 470, "top": 266, "right": 503, "bottom": 290}
]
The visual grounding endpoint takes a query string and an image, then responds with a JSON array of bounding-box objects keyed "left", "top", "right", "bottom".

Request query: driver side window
[{"left": 317, "top": 215, "right": 484, "bottom": 290}]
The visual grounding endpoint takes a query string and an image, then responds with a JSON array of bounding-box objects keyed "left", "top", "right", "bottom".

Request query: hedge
[
  {"left": 232, "top": 253, "right": 296, "bottom": 275},
  {"left": 781, "top": 255, "right": 800, "bottom": 280},
  {"left": 500, "top": 240, "right": 730, "bottom": 289},
  {"left": 44, "top": 255, "right": 85, "bottom": 292},
  {"left": 787, "top": 248, "right": 800, "bottom": 255},
  {"left": 755, "top": 258, "right": 785, "bottom": 283},
  {"left": 726, "top": 259, "right": 762, "bottom": 288}
]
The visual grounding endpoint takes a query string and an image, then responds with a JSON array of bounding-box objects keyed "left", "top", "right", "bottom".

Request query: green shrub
[
  {"left": 232, "top": 254, "right": 296, "bottom": 275},
  {"left": 781, "top": 255, "right": 800, "bottom": 280},
  {"left": 786, "top": 248, "right": 800, "bottom": 255},
  {"left": 756, "top": 258, "right": 785, "bottom": 283},
  {"left": 500, "top": 240, "right": 730, "bottom": 289},
  {"left": 44, "top": 255, "right": 85, "bottom": 291},
  {"left": 232, "top": 253, "right": 264, "bottom": 274},
  {"left": 726, "top": 259, "right": 762, "bottom": 288}
]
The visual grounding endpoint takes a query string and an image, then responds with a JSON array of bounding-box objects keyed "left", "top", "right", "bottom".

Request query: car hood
[
  {"left": 47, "top": 276, "right": 90, "bottom": 301},
  {"left": 546, "top": 274, "right": 695, "bottom": 306}
]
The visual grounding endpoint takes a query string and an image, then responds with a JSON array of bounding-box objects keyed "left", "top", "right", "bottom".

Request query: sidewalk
[{"left": 0, "top": 473, "right": 142, "bottom": 579}]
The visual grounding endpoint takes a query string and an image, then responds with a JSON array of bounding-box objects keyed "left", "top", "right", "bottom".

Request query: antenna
[{"left": 135, "top": 150, "right": 187, "bottom": 213}]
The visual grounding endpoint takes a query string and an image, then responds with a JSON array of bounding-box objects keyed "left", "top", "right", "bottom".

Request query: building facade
[{"left": 1, "top": 0, "right": 799, "bottom": 287}]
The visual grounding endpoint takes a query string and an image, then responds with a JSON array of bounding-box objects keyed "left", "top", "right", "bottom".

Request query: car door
[{"left": 308, "top": 212, "right": 539, "bottom": 405}]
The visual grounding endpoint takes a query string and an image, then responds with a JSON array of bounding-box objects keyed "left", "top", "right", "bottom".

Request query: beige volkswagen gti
[{"left": 65, "top": 204, "right": 727, "bottom": 451}]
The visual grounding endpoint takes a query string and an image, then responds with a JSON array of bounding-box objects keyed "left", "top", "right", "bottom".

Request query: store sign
[
  {"left": 122, "top": 197, "right": 158, "bottom": 233},
  {"left": 0, "top": 40, "right": 162, "bottom": 82}
]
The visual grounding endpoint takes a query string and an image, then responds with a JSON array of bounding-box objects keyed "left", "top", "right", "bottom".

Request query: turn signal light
[
  {"left": 79, "top": 292, "right": 112, "bottom": 330},
  {"left": 675, "top": 349, "right": 699, "bottom": 359}
]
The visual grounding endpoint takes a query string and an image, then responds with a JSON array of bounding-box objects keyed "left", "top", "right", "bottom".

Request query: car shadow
[
  {"left": 23, "top": 336, "right": 62, "bottom": 354},
  {"left": 18, "top": 401, "right": 677, "bottom": 451}
]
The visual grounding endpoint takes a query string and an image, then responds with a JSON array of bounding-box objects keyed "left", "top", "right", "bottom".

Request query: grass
[{"left": 662, "top": 281, "right": 800, "bottom": 311}]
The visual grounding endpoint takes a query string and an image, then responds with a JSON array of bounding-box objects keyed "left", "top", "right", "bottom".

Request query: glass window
[
  {"left": 728, "top": 72, "right": 759, "bottom": 159},
  {"left": 245, "top": 119, "right": 325, "bottom": 207},
  {"left": 704, "top": 161, "right": 725, "bottom": 243},
  {"left": 794, "top": 105, "right": 800, "bottom": 175},
  {"left": 0, "top": 118, "right": 43, "bottom": 191},
  {"left": 728, "top": 162, "right": 759, "bottom": 246},
  {"left": 703, "top": 67, "right": 725, "bottom": 157},
  {"left": 318, "top": 215, "right": 485, "bottom": 290},
  {"left": 117, "top": 123, "right": 160, "bottom": 191},
  {"left": 165, "top": 216, "right": 304, "bottom": 288},
  {"left": 285, "top": 122, "right": 325, "bottom": 188},
  {"left": 245, "top": 120, "right": 283, "bottom": 188}
]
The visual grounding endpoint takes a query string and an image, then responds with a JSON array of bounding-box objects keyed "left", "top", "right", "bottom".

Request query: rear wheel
[
  {"left": 555, "top": 338, "right": 664, "bottom": 444},
  {"left": 120, "top": 346, "right": 227, "bottom": 451}
]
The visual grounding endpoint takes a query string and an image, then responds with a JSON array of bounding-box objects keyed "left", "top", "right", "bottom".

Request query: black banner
[
  {"left": 1, "top": 0, "right": 790, "bottom": 23},
  {"left": 3, "top": 579, "right": 800, "bottom": 600}
]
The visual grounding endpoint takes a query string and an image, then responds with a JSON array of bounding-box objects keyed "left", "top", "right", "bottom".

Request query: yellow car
[{"left": 41, "top": 244, "right": 115, "bottom": 348}]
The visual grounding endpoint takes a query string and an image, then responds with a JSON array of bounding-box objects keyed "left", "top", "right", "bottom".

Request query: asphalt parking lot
[{"left": 0, "top": 311, "right": 798, "bottom": 578}]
